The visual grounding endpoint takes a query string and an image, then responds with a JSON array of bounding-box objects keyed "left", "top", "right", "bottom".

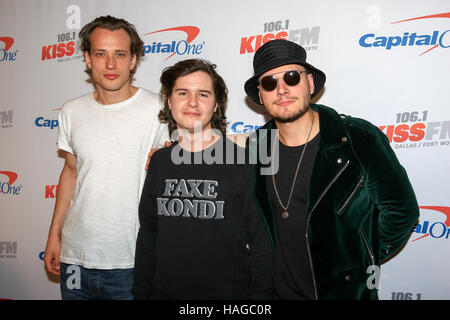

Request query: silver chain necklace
[{"left": 272, "top": 110, "right": 315, "bottom": 220}]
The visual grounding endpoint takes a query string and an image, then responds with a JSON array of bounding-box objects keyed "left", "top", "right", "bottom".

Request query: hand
[
  {"left": 44, "top": 236, "right": 61, "bottom": 276},
  {"left": 146, "top": 141, "right": 172, "bottom": 171}
]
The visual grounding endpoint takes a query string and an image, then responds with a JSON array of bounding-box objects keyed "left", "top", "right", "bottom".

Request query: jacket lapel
[{"left": 306, "top": 105, "right": 361, "bottom": 218}]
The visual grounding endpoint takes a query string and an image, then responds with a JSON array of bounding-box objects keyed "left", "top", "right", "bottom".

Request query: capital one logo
[
  {"left": 0, "top": 37, "right": 17, "bottom": 62},
  {"left": 142, "top": 26, "right": 204, "bottom": 61},
  {"left": 35, "top": 106, "right": 61, "bottom": 130},
  {"left": 0, "top": 171, "right": 22, "bottom": 196},
  {"left": 412, "top": 206, "right": 450, "bottom": 241},
  {"left": 359, "top": 12, "right": 450, "bottom": 55}
]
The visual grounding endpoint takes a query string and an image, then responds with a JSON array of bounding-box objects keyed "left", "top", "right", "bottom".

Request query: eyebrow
[
  {"left": 92, "top": 49, "right": 129, "bottom": 53},
  {"left": 174, "top": 88, "right": 213, "bottom": 94}
]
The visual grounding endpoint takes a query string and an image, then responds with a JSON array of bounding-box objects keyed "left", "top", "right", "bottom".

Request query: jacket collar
[{"left": 311, "top": 104, "right": 351, "bottom": 147}]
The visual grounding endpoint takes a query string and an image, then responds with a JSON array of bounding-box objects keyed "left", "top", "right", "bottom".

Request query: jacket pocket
[
  {"left": 360, "top": 230, "right": 375, "bottom": 266},
  {"left": 336, "top": 175, "right": 365, "bottom": 215}
]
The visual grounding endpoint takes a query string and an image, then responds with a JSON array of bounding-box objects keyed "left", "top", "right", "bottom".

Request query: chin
[{"left": 273, "top": 109, "right": 307, "bottom": 123}]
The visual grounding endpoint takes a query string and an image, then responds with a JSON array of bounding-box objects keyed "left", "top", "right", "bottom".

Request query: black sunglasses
[{"left": 258, "top": 70, "right": 308, "bottom": 92}]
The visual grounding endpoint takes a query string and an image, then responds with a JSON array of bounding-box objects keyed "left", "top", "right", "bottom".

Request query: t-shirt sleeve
[
  {"left": 56, "top": 108, "right": 74, "bottom": 154},
  {"left": 151, "top": 122, "right": 170, "bottom": 149}
]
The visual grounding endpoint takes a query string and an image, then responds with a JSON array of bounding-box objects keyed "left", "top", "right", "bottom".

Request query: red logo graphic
[
  {"left": 391, "top": 12, "right": 450, "bottom": 55},
  {"left": 0, "top": 171, "right": 18, "bottom": 185},
  {"left": 391, "top": 12, "right": 450, "bottom": 24},
  {"left": 41, "top": 42, "right": 75, "bottom": 61},
  {"left": 45, "top": 185, "right": 59, "bottom": 198},
  {"left": 143, "top": 26, "right": 201, "bottom": 60},
  {"left": 412, "top": 206, "right": 450, "bottom": 241},
  {"left": 0, "top": 37, "right": 14, "bottom": 51}
]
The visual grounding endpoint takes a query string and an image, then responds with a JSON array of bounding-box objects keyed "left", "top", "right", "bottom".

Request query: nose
[
  {"left": 106, "top": 54, "right": 116, "bottom": 69},
  {"left": 188, "top": 94, "right": 199, "bottom": 107},
  {"left": 276, "top": 77, "right": 289, "bottom": 96}
]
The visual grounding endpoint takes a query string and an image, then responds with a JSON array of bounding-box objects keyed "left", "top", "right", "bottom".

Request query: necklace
[{"left": 272, "top": 110, "right": 315, "bottom": 220}]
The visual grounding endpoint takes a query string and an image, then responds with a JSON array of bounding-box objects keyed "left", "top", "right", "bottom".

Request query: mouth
[
  {"left": 276, "top": 100, "right": 295, "bottom": 107},
  {"left": 104, "top": 74, "right": 119, "bottom": 80},
  {"left": 183, "top": 111, "right": 201, "bottom": 117}
]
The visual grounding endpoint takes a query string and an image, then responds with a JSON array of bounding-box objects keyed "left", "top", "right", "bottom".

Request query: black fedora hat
[{"left": 244, "top": 39, "right": 326, "bottom": 105}]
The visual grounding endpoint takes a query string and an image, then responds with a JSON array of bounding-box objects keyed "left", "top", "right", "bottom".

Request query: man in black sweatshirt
[{"left": 133, "top": 59, "right": 273, "bottom": 299}]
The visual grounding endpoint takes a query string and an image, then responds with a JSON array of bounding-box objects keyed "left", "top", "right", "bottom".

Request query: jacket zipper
[
  {"left": 359, "top": 230, "right": 375, "bottom": 266},
  {"left": 336, "top": 175, "right": 365, "bottom": 215},
  {"left": 306, "top": 159, "right": 350, "bottom": 300},
  {"left": 360, "top": 230, "right": 375, "bottom": 266}
]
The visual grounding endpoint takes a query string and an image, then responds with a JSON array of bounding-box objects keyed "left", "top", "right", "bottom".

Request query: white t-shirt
[{"left": 57, "top": 88, "right": 169, "bottom": 269}]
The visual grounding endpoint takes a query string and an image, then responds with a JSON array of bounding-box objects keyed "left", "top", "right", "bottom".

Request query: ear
[
  {"left": 308, "top": 73, "right": 315, "bottom": 96},
  {"left": 168, "top": 98, "right": 172, "bottom": 110},
  {"left": 214, "top": 102, "right": 218, "bottom": 113},
  {"left": 84, "top": 51, "right": 92, "bottom": 70},
  {"left": 130, "top": 53, "right": 137, "bottom": 71},
  {"left": 258, "top": 90, "right": 263, "bottom": 105}
]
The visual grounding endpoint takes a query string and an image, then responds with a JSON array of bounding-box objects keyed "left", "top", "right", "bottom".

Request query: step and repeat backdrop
[{"left": 1, "top": 0, "right": 449, "bottom": 300}]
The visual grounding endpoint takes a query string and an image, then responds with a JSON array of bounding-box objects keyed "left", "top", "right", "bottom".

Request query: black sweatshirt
[{"left": 133, "top": 137, "right": 273, "bottom": 299}]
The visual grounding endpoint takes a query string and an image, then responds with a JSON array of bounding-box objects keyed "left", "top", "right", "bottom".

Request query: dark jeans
[{"left": 60, "top": 263, "right": 133, "bottom": 300}]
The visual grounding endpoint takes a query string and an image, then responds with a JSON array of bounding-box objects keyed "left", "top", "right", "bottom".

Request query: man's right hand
[
  {"left": 44, "top": 236, "right": 61, "bottom": 275},
  {"left": 43, "top": 151, "right": 77, "bottom": 276},
  {"left": 146, "top": 141, "right": 172, "bottom": 171}
]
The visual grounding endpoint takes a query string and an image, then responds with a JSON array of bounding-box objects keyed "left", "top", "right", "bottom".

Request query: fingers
[
  {"left": 44, "top": 252, "right": 61, "bottom": 275},
  {"left": 44, "top": 253, "right": 52, "bottom": 273},
  {"left": 53, "top": 256, "right": 61, "bottom": 275}
]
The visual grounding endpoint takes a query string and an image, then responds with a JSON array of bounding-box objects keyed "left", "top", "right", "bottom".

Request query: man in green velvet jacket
[{"left": 244, "top": 39, "right": 419, "bottom": 300}]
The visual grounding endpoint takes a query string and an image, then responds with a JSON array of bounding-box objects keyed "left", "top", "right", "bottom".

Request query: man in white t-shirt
[{"left": 43, "top": 15, "right": 168, "bottom": 300}]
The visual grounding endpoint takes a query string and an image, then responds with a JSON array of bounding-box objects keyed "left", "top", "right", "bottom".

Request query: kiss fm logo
[
  {"left": 45, "top": 185, "right": 58, "bottom": 198},
  {"left": 0, "top": 37, "right": 17, "bottom": 62},
  {"left": 41, "top": 31, "right": 82, "bottom": 62},
  {"left": 41, "top": 5, "right": 82, "bottom": 63},
  {"left": 0, "top": 171, "right": 22, "bottom": 196},
  {"left": 142, "top": 26, "right": 204, "bottom": 61},
  {"left": 240, "top": 18, "right": 320, "bottom": 54},
  {"left": 1, "top": 110, "right": 13, "bottom": 129},
  {"left": 412, "top": 206, "right": 450, "bottom": 241},
  {"left": 359, "top": 12, "right": 450, "bottom": 55},
  {"left": 0, "top": 241, "right": 17, "bottom": 259},
  {"left": 378, "top": 110, "right": 450, "bottom": 149}
]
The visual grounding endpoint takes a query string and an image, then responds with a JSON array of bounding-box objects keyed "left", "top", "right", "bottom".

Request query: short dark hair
[
  {"left": 78, "top": 15, "right": 144, "bottom": 75},
  {"left": 159, "top": 59, "right": 228, "bottom": 138}
]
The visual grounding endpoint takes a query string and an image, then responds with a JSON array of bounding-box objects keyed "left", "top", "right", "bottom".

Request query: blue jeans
[{"left": 60, "top": 263, "right": 133, "bottom": 300}]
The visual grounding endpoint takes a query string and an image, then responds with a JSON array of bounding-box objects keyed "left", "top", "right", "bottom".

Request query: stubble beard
[
  {"left": 270, "top": 99, "right": 311, "bottom": 123},
  {"left": 273, "top": 107, "right": 309, "bottom": 123}
]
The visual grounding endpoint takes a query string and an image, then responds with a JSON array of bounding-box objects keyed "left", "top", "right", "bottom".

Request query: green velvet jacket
[{"left": 247, "top": 104, "right": 419, "bottom": 300}]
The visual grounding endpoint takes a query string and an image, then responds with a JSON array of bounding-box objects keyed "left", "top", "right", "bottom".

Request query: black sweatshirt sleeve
[
  {"left": 132, "top": 155, "right": 160, "bottom": 300},
  {"left": 242, "top": 165, "right": 274, "bottom": 299}
]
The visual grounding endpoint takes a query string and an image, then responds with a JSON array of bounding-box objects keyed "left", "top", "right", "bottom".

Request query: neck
[
  {"left": 275, "top": 109, "right": 319, "bottom": 146},
  {"left": 94, "top": 85, "right": 138, "bottom": 105},
  {"left": 178, "top": 126, "right": 221, "bottom": 152}
]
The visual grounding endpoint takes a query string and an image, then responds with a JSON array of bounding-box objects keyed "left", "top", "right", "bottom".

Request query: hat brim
[{"left": 244, "top": 60, "right": 326, "bottom": 105}]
